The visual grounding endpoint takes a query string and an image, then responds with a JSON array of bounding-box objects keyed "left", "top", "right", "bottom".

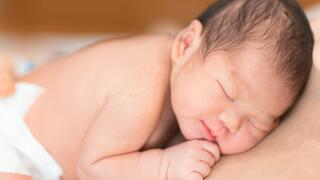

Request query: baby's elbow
[
  {"left": 76, "top": 157, "right": 94, "bottom": 180},
  {"left": 76, "top": 155, "right": 115, "bottom": 180},
  {"left": 76, "top": 155, "right": 102, "bottom": 180},
  {"left": 76, "top": 146, "right": 103, "bottom": 179}
]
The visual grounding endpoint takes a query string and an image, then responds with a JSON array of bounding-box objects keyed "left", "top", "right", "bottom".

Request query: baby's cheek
[{"left": 219, "top": 126, "right": 264, "bottom": 154}]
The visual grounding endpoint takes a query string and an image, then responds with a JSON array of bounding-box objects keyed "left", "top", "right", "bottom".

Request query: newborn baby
[{"left": 0, "top": 0, "right": 314, "bottom": 180}]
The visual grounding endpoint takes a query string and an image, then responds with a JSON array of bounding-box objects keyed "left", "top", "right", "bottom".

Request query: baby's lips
[{"left": 200, "top": 120, "right": 216, "bottom": 142}]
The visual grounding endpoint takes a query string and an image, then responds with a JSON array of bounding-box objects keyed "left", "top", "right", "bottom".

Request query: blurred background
[
  {"left": 0, "top": 0, "right": 319, "bottom": 68},
  {"left": 1, "top": 0, "right": 319, "bottom": 33}
]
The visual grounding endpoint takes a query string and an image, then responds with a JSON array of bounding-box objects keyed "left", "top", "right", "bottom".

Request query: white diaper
[{"left": 0, "top": 82, "right": 63, "bottom": 180}]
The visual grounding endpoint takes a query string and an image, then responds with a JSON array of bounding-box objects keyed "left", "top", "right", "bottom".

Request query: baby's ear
[{"left": 171, "top": 19, "right": 204, "bottom": 63}]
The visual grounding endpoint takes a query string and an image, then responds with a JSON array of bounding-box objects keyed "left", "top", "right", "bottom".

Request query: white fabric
[{"left": 0, "top": 82, "right": 63, "bottom": 180}]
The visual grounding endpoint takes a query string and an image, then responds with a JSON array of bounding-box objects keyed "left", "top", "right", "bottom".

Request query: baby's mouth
[
  {"left": 200, "top": 119, "right": 227, "bottom": 142},
  {"left": 200, "top": 119, "right": 216, "bottom": 142}
]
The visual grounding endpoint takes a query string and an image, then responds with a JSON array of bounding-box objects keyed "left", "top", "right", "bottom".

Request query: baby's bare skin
[
  {"left": 15, "top": 20, "right": 292, "bottom": 180},
  {"left": 4, "top": 18, "right": 296, "bottom": 180},
  {"left": 0, "top": 53, "right": 15, "bottom": 96},
  {"left": 20, "top": 35, "right": 178, "bottom": 180}
]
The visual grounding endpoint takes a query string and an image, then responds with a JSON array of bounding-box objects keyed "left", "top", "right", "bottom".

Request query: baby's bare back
[{"left": 19, "top": 34, "right": 175, "bottom": 179}]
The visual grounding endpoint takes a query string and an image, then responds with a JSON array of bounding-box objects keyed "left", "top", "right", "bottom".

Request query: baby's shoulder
[
  {"left": 108, "top": 33, "right": 174, "bottom": 47},
  {"left": 83, "top": 34, "right": 173, "bottom": 95},
  {"left": 89, "top": 33, "right": 174, "bottom": 59}
]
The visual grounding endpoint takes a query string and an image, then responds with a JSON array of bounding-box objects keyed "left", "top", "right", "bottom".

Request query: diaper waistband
[{"left": 0, "top": 82, "right": 45, "bottom": 118}]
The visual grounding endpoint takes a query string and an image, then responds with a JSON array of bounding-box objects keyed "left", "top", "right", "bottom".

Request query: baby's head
[{"left": 170, "top": 0, "right": 314, "bottom": 154}]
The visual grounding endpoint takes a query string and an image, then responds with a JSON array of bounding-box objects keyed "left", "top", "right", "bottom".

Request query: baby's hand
[
  {"left": 162, "top": 140, "right": 220, "bottom": 180},
  {"left": 0, "top": 53, "right": 15, "bottom": 97}
]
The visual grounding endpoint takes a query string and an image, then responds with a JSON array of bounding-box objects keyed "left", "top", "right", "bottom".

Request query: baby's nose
[
  {"left": 219, "top": 110, "right": 245, "bottom": 133},
  {"left": 209, "top": 119, "right": 226, "bottom": 136}
]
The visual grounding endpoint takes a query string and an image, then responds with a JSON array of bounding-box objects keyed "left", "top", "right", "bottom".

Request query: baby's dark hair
[{"left": 197, "top": 0, "right": 314, "bottom": 99}]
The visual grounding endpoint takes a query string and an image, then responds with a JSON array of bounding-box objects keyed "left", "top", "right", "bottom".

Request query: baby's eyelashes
[
  {"left": 216, "top": 80, "right": 233, "bottom": 101},
  {"left": 248, "top": 118, "right": 274, "bottom": 133}
]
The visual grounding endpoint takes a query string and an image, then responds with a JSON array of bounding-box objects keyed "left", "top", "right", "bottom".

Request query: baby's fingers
[
  {"left": 197, "top": 149, "right": 215, "bottom": 167},
  {"left": 192, "top": 160, "right": 211, "bottom": 178},
  {"left": 200, "top": 141, "right": 221, "bottom": 162},
  {"left": 188, "top": 171, "right": 203, "bottom": 180}
]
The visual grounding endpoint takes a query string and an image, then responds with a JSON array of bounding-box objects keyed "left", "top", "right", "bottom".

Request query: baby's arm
[
  {"left": 77, "top": 90, "right": 168, "bottom": 179},
  {"left": 77, "top": 89, "right": 220, "bottom": 180},
  {"left": 0, "top": 173, "right": 31, "bottom": 180}
]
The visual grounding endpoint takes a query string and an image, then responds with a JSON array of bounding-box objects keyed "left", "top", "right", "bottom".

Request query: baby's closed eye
[
  {"left": 216, "top": 80, "right": 233, "bottom": 102},
  {"left": 247, "top": 118, "right": 274, "bottom": 133}
]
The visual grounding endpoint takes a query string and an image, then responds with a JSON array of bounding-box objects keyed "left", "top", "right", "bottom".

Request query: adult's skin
[{"left": 206, "top": 19, "right": 320, "bottom": 180}]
